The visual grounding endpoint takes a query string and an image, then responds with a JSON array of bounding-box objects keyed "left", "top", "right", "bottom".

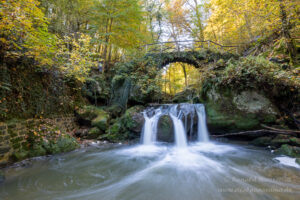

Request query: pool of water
[{"left": 1, "top": 142, "right": 300, "bottom": 200}]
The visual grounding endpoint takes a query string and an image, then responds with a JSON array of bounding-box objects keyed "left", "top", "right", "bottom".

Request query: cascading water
[
  {"left": 195, "top": 104, "right": 209, "bottom": 142},
  {"left": 141, "top": 109, "right": 162, "bottom": 145},
  {"left": 141, "top": 103, "right": 210, "bottom": 146},
  {"left": 169, "top": 105, "right": 188, "bottom": 148},
  {"left": 3, "top": 109, "right": 299, "bottom": 200}
]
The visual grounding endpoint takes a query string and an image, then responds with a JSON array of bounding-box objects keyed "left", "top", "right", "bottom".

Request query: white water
[
  {"left": 2, "top": 103, "right": 300, "bottom": 200},
  {"left": 196, "top": 104, "right": 210, "bottom": 142},
  {"left": 142, "top": 109, "right": 162, "bottom": 145},
  {"left": 170, "top": 114, "right": 188, "bottom": 147},
  {"left": 141, "top": 104, "right": 209, "bottom": 147}
]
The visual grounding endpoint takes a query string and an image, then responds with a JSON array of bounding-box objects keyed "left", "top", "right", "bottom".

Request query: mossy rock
[
  {"left": 270, "top": 135, "right": 300, "bottom": 147},
  {"left": 76, "top": 106, "right": 110, "bottom": 129},
  {"left": 28, "top": 144, "right": 47, "bottom": 157},
  {"left": 102, "top": 106, "right": 145, "bottom": 142},
  {"left": 296, "top": 158, "right": 300, "bottom": 165},
  {"left": 101, "top": 122, "right": 124, "bottom": 142},
  {"left": 157, "top": 115, "right": 174, "bottom": 143},
  {"left": 75, "top": 106, "right": 99, "bottom": 126},
  {"left": 107, "top": 105, "right": 123, "bottom": 118},
  {"left": 55, "top": 135, "right": 79, "bottom": 153},
  {"left": 91, "top": 110, "right": 109, "bottom": 131},
  {"left": 122, "top": 106, "right": 145, "bottom": 133},
  {"left": 289, "top": 137, "right": 300, "bottom": 147},
  {"left": 109, "top": 120, "right": 122, "bottom": 135},
  {"left": 13, "top": 135, "right": 79, "bottom": 161},
  {"left": 42, "top": 141, "right": 61, "bottom": 154},
  {"left": 270, "top": 135, "right": 290, "bottom": 147},
  {"left": 205, "top": 101, "right": 260, "bottom": 133},
  {"left": 202, "top": 88, "right": 279, "bottom": 133},
  {"left": 276, "top": 144, "right": 300, "bottom": 157},
  {"left": 42, "top": 135, "right": 79, "bottom": 154},
  {"left": 250, "top": 137, "right": 272, "bottom": 147},
  {"left": 86, "top": 127, "right": 102, "bottom": 139},
  {"left": 12, "top": 148, "right": 29, "bottom": 161}
]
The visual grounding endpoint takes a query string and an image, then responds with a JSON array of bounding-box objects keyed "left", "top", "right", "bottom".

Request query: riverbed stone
[
  {"left": 250, "top": 137, "right": 272, "bottom": 147},
  {"left": 276, "top": 144, "right": 300, "bottom": 157},
  {"left": 270, "top": 135, "right": 300, "bottom": 147}
]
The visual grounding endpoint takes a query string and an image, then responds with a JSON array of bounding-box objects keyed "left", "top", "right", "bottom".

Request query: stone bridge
[
  {"left": 142, "top": 40, "right": 239, "bottom": 69},
  {"left": 110, "top": 40, "right": 240, "bottom": 108}
]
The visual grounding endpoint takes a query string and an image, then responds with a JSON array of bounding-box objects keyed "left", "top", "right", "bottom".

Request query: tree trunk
[
  {"left": 193, "top": 0, "right": 204, "bottom": 41},
  {"left": 279, "top": 0, "right": 297, "bottom": 65},
  {"left": 102, "top": 18, "right": 113, "bottom": 72},
  {"left": 181, "top": 63, "right": 187, "bottom": 88}
]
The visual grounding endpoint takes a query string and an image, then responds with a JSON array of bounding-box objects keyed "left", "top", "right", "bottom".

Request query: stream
[{"left": 0, "top": 104, "right": 299, "bottom": 200}]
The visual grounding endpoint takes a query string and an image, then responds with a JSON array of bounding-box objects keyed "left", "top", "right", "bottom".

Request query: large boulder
[
  {"left": 75, "top": 106, "right": 109, "bottom": 129},
  {"left": 122, "top": 106, "right": 145, "bottom": 133},
  {"left": 91, "top": 110, "right": 110, "bottom": 132},
  {"left": 102, "top": 106, "right": 145, "bottom": 142},
  {"left": 202, "top": 88, "right": 279, "bottom": 133},
  {"left": 157, "top": 115, "right": 174, "bottom": 142}
]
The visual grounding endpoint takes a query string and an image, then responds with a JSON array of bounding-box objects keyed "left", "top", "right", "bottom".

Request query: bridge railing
[{"left": 143, "top": 40, "right": 239, "bottom": 54}]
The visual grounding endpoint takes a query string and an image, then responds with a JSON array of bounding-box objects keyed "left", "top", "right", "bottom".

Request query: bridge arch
[
  {"left": 143, "top": 49, "right": 238, "bottom": 69},
  {"left": 111, "top": 48, "right": 239, "bottom": 108}
]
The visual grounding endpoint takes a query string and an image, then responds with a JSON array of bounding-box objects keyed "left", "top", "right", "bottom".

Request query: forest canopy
[{"left": 0, "top": 0, "right": 299, "bottom": 82}]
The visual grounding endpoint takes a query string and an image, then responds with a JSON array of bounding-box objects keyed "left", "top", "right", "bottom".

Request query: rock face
[
  {"left": 82, "top": 75, "right": 110, "bottom": 105},
  {"left": 172, "top": 88, "right": 197, "bottom": 103},
  {"left": 157, "top": 115, "right": 174, "bottom": 143},
  {"left": 202, "top": 88, "right": 279, "bottom": 133},
  {"left": 232, "top": 91, "right": 278, "bottom": 115}
]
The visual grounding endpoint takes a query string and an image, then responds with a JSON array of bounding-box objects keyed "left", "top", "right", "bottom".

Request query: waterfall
[
  {"left": 141, "top": 109, "right": 162, "bottom": 145},
  {"left": 170, "top": 114, "right": 188, "bottom": 148},
  {"left": 141, "top": 104, "right": 209, "bottom": 147},
  {"left": 196, "top": 104, "right": 209, "bottom": 142},
  {"left": 169, "top": 105, "right": 188, "bottom": 147}
]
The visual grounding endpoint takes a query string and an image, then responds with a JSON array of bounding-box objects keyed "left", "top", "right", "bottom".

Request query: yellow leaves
[
  {"left": 55, "top": 33, "right": 96, "bottom": 82},
  {"left": 0, "top": 0, "right": 56, "bottom": 65},
  {"left": 204, "top": 0, "right": 287, "bottom": 46}
]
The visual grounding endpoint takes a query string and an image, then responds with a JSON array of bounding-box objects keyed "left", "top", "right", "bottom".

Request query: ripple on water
[{"left": 1, "top": 142, "right": 300, "bottom": 200}]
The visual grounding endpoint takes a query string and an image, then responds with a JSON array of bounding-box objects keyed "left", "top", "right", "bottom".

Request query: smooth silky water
[{"left": 1, "top": 104, "right": 300, "bottom": 200}]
